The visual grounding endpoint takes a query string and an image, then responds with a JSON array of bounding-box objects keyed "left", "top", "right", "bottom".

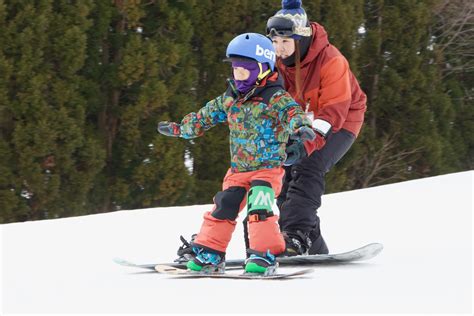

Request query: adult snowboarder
[{"left": 264, "top": 0, "right": 368, "bottom": 255}]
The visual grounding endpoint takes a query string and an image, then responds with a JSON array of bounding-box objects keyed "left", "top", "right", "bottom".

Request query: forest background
[{"left": 0, "top": 0, "right": 472, "bottom": 223}]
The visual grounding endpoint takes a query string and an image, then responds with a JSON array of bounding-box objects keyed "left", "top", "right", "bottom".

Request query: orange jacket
[{"left": 277, "top": 22, "right": 367, "bottom": 154}]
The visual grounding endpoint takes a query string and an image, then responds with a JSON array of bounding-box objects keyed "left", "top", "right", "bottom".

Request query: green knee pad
[{"left": 247, "top": 185, "right": 275, "bottom": 216}]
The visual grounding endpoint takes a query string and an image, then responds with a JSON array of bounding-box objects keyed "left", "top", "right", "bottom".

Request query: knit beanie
[{"left": 274, "top": 0, "right": 309, "bottom": 33}]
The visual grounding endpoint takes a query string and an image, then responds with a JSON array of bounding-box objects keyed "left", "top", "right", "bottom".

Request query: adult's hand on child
[
  {"left": 157, "top": 121, "right": 181, "bottom": 137},
  {"left": 285, "top": 127, "right": 318, "bottom": 166},
  {"left": 284, "top": 140, "right": 307, "bottom": 166},
  {"left": 291, "top": 126, "right": 316, "bottom": 142}
]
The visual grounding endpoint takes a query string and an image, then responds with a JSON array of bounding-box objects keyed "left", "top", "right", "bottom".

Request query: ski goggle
[{"left": 266, "top": 16, "right": 311, "bottom": 38}]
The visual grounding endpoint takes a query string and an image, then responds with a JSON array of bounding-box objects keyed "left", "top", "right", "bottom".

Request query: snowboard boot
[
  {"left": 186, "top": 246, "right": 225, "bottom": 274},
  {"left": 244, "top": 249, "right": 278, "bottom": 275},
  {"left": 308, "top": 233, "right": 329, "bottom": 255},
  {"left": 281, "top": 230, "right": 312, "bottom": 256}
]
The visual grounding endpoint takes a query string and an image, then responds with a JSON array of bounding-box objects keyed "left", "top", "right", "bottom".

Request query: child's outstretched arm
[{"left": 157, "top": 95, "right": 228, "bottom": 139}]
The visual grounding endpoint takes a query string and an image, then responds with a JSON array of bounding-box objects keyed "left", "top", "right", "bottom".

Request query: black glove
[
  {"left": 284, "top": 126, "right": 316, "bottom": 166},
  {"left": 284, "top": 140, "right": 307, "bottom": 166},
  {"left": 157, "top": 121, "right": 181, "bottom": 137}
]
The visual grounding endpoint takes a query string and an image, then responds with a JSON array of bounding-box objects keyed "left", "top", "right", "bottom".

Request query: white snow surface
[{"left": 1, "top": 171, "right": 472, "bottom": 314}]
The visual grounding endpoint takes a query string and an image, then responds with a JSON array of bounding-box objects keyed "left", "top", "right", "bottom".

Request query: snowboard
[
  {"left": 114, "top": 242, "right": 383, "bottom": 272},
  {"left": 154, "top": 264, "right": 314, "bottom": 280}
]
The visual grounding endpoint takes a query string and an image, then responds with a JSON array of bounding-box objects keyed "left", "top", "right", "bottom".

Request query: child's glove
[{"left": 157, "top": 121, "right": 181, "bottom": 137}]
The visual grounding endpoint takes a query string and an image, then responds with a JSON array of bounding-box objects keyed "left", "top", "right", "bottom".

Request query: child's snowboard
[{"left": 154, "top": 264, "right": 314, "bottom": 280}]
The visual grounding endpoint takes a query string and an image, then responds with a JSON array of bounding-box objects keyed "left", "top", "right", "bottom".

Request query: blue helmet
[{"left": 226, "top": 33, "right": 276, "bottom": 70}]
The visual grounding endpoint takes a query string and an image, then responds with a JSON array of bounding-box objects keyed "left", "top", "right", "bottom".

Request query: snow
[{"left": 1, "top": 171, "right": 473, "bottom": 314}]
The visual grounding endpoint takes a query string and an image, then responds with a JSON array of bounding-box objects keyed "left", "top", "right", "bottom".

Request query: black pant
[{"left": 277, "top": 129, "right": 355, "bottom": 242}]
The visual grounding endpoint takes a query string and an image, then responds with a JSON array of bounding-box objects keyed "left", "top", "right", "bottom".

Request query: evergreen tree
[
  {"left": 349, "top": 0, "right": 459, "bottom": 187},
  {"left": 82, "top": 0, "right": 197, "bottom": 212},
  {"left": 431, "top": 0, "right": 474, "bottom": 171},
  {"left": 0, "top": 0, "right": 103, "bottom": 222},
  {"left": 1, "top": 0, "right": 471, "bottom": 222}
]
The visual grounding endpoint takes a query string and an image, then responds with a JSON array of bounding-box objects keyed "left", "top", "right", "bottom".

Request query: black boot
[
  {"left": 281, "top": 230, "right": 312, "bottom": 256},
  {"left": 308, "top": 233, "right": 329, "bottom": 255}
]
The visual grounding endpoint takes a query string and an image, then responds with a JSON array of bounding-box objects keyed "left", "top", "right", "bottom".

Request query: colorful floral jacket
[{"left": 178, "top": 73, "right": 312, "bottom": 173}]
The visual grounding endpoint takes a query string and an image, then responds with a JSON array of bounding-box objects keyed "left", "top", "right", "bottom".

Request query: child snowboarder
[{"left": 157, "top": 33, "right": 315, "bottom": 275}]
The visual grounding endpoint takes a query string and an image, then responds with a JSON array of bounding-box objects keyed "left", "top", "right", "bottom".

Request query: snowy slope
[{"left": 1, "top": 171, "right": 472, "bottom": 314}]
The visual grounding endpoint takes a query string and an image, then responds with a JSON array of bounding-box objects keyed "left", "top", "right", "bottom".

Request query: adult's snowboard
[
  {"left": 114, "top": 242, "right": 383, "bottom": 272},
  {"left": 154, "top": 264, "right": 314, "bottom": 280}
]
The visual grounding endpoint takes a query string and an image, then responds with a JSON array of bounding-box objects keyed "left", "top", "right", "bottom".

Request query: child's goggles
[{"left": 266, "top": 16, "right": 311, "bottom": 38}]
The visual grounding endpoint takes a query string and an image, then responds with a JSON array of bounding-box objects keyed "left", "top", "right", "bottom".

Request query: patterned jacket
[{"left": 177, "top": 73, "right": 312, "bottom": 172}]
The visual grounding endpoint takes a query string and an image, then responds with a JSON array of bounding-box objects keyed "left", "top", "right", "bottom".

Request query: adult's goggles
[{"left": 266, "top": 16, "right": 311, "bottom": 38}]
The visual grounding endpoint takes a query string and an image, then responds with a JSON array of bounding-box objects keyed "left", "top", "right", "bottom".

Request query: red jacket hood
[{"left": 301, "top": 22, "right": 330, "bottom": 67}]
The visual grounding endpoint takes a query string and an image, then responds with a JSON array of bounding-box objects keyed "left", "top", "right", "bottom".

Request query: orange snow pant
[{"left": 192, "top": 167, "right": 286, "bottom": 256}]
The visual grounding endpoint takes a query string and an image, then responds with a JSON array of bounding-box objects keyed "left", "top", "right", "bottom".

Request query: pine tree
[
  {"left": 348, "top": 0, "right": 459, "bottom": 187},
  {"left": 1, "top": 0, "right": 471, "bottom": 221},
  {"left": 431, "top": 0, "right": 474, "bottom": 171},
  {"left": 82, "top": 0, "right": 197, "bottom": 212},
  {"left": 0, "top": 0, "right": 103, "bottom": 222}
]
